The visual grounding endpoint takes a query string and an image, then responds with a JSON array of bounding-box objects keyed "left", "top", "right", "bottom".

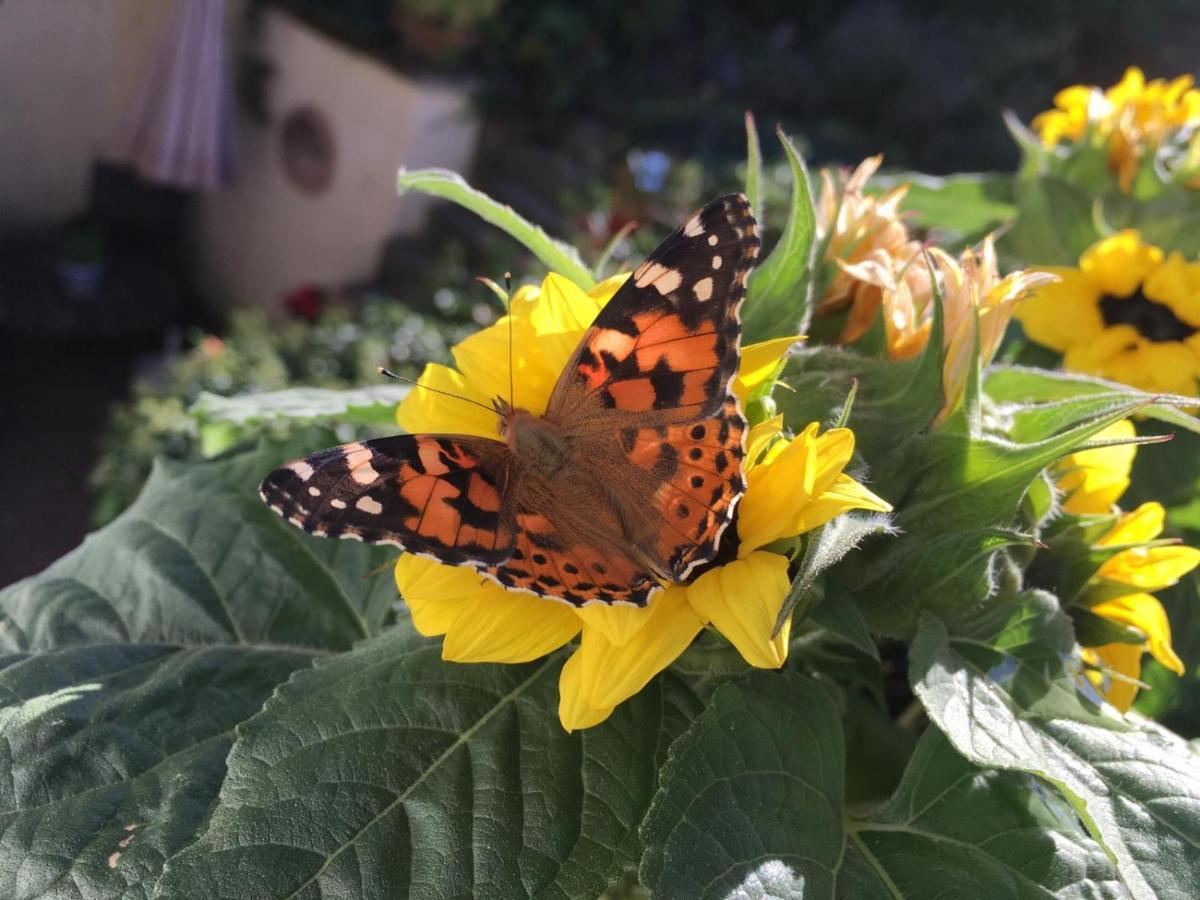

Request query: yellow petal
[
  {"left": 1085, "top": 642, "right": 1143, "bottom": 713},
  {"left": 1098, "top": 501, "right": 1165, "bottom": 546},
  {"left": 1143, "top": 251, "right": 1200, "bottom": 327},
  {"left": 738, "top": 424, "right": 857, "bottom": 552},
  {"left": 1080, "top": 230, "right": 1163, "bottom": 298},
  {"left": 790, "top": 473, "right": 892, "bottom": 534},
  {"left": 395, "top": 362, "right": 500, "bottom": 439},
  {"left": 558, "top": 652, "right": 616, "bottom": 732},
  {"left": 395, "top": 555, "right": 580, "bottom": 663},
  {"left": 451, "top": 314, "right": 558, "bottom": 417},
  {"left": 745, "top": 414, "right": 785, "bottom": 469},
  {"left": 1099, "top": 544, "right": 1200, "bottom": 591},
  {"left": 1091, "top": 592, "right": 1185, "bottom": 675},
  {"left": 1055, "top": 419, "right": 1137, "bottom": 515},
  {"left": 561, "top": 586, "right": 705, "bottom": 729},
  {"left": 1013, "top": 269, "right": 1104, "bottom": 352},
  {"left": 734, "top": 335, "right": 805, "bottom": 403},
  {"left": 527, "top": 272, "right": 607, "bottom": 379},
  {"left": 574, "top": 597, "right": 656, "bottom": 647},
  {"left": 588, "top": 272, "right": 630, "bottom": 304},
  {"left": 685, "top": 552, "right": 791, "bottom": 669}
]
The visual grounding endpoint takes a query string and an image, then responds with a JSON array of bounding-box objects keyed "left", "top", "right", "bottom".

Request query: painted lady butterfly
[{"left": 261, "top": 194, "right": 760, "bottom": 606}]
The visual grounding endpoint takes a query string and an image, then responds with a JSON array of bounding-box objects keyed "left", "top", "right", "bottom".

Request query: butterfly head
[{"left": 492, "top": 398, "right": 571, "bottom": 479}]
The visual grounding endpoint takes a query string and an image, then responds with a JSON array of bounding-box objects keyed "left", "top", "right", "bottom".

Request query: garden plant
[{"left": 3, "top": 86, "right": 1200, "bottom": 899}]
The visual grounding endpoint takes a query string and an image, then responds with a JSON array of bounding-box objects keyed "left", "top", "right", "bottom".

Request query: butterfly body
[{"left": 262, "top": 194, "right": 760, "bottom": 606}]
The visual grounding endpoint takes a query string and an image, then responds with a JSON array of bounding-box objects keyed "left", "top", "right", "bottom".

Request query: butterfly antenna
[
  {"left": 505, "top": 271, "right": 514, "bottom": 411},
  {"left": 377, "top": 367, "right": 496, "bottom": 415}
]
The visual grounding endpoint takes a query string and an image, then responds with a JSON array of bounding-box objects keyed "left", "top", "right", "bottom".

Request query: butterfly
[{"left": 261, "top": 194, "right": 760, "bottom": 606}]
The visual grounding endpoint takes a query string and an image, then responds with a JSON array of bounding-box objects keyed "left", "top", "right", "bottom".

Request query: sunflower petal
[
  {"left": 395, "top": 362, "right": 499, "bottom": 438},
  {"left": 528, "top": 273, "right": 608, "bottom": 379},
  {"left": 685, "top": 551, "right": 791, "bottom": 669},
  {"left": 1091, "top": 592, "right": 1185, "bottom": 675},
  {"left": 734, "top": 335, "right": 805, "bottom": 403},
  {"left": 558, "top": 652, "right": 617, "bottom": 733},
  {"left": 1084, "top": 642, "right": 1143, "bottom": 713},
  {"left": 790, "top": 474, "right": 892, "bottom": 534},
  {"left": 395, "top": 555, "right": 580, "bottom": 663}
]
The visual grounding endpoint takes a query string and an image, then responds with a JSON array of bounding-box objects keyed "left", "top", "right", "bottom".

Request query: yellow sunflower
[
  {"left": 392, "top": 272, "right": 890, "bottom": 731},
  {"left": 1082, "top": 502, "right": 1199, "bottom": 711},
  {"left": 1016, "top": 230, "right": 1200, "bottom": 396},
  {"left": 1033, "top": 66, "right": 1200, "bottom": 192}
]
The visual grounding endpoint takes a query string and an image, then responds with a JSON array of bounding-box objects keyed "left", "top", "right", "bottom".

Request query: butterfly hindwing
[{"left": 260, "top": 435, "right": 514, "bottom": 566}]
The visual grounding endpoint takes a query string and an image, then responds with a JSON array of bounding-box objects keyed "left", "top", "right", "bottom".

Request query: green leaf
[
  {"left": 986, "top": 365, "right": 1200, "bottom": 437},
  {"left": 912, "top": 613, "right": 1200, "bottom": 899},
  {"left": 843, "top": 728, "right": 1123, "bottom": 898},
  {"left": 890, "top": 171, "right": 1016, "bottom": 246},
  {"left": 157, "top": 629, "right": 700, "bottom": 899},
  {"left": 777, "top": 304, "right": 945, "bottom": 462},
  {"left": 397, "top": 168, "right": 595, "bottom": 289},
  {"left": 640, "top": 672, "right": 844, "bottom": 900},
  {"left": 776, "top": 512, "right": 894, "bottom": 636},
  {"left": 809, "top": 582, "right": 879, "bottom": 661},
  {"left": 0, "top": 642, "right": 315, "bottom": 900},
  {"left": 744, "top": 110, "right": 763, "bottom": 224},
  {"left": 192, "top": 385, "right": 410, "bottom": 429},
  {"left": 743, "top": 127, "right": 817, "bottom": 343},
  {"left": 0, "top": 444, "right": 399, "bottom": 651}
]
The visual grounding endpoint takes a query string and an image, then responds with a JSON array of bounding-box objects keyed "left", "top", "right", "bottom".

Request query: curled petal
[
  {"left": 1091, "top": 592, "right": 1184, "bottom": 675},
  {"left": 395, "top": 556, "right": 580, "bottom": 663},
  {"left": 735, "top": 335, "right": 805, "bottom": 403},
  {"left": 1098, "top": 502, "right": 1165, "bottom": 546},
  {"left": 789, "top": 474, "right": 892, "bottom": 535},
  {"left": 1084, "top": 643, "right": 1143, "bottom": 713},
  {"left": 685, "top": 551, "right": 791, "bottom": 669},
  {"left": 1055, "top": 420, "right": 1137, "bottom": 515},
  {"left": 561, "top": 587, "right": 704, "bottom": 730}
]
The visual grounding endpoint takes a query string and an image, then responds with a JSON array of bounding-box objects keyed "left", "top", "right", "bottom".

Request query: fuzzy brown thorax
[{"left": 499, "top": 405, "right": 571, "bottom": 479}]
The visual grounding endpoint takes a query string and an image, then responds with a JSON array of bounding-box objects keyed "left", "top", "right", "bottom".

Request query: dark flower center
[{"left": 1099, "top": 289, "right": 1197, "bottom": 342}]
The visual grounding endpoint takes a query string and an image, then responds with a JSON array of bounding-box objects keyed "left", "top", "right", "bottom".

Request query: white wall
[
  {"left": 195, "top": 8, "right": 479, "bottom": 310},
  {"left": 0, "top": 1, "right": 478, "bottom": 310}
]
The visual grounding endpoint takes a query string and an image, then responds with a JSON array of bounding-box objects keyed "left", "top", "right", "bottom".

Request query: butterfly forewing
[{"left": 260, "top": 435, "right": 515, "bottom": 565}]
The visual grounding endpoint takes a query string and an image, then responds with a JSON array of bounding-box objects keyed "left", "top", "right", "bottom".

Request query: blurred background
[{"left": 2, "top": 0, "right": 1199, "bottom": 586}]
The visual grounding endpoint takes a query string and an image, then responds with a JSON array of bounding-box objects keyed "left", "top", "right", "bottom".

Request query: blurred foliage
[{"left": 89, "top": 299, "right": 474, "bottom": 527}]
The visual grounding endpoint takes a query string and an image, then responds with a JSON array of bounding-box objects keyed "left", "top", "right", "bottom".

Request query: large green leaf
[
  {"left": 842, "top": 728, "right": 1123, "bottom": 899},
  {"left": 0, "top": 444, "right": 399, "bottom": 651},
  {"left": 397, "top": 168, "right": 595, "bottom": 288},
  {"left": 640, "top": 672, "right": 844, "bottom": 900},
  {"left": 156, "top": 628, "right": 700, "bottom": 899},
  {"left": 889, "top": 171, "right": 1016, "bottom": 246},
  {"left": 0, "top": 642, "right": 315, "bottom": 900},
  {"left": 912, "top": 613, "right": 1200, "bottom": 899}
]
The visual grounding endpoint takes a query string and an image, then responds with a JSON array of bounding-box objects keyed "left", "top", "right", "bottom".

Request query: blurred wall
[
  {"left": 0, "top": 0, "right": 172, "bottom": 232},
  {"left": 194, "top": 8, "right": 478, "bottom": 311},
  {"left": 0, "top": 0, "right": 478, "bottom": 309}
]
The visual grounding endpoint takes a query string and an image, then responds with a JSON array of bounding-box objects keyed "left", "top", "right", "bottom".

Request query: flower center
[{"left": 1099, "top": 289, "right": 1197, "bottom": 342}]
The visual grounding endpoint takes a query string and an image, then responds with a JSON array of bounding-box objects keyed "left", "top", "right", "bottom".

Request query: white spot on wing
[
  {"left": 288, "top": 460, "right": 314, "bottom": 481},
  {"left": 708, "top": 234, "right": 719, "bottom": 246},
  {"left": 331, "top": 499, "right": 347, "bottom": 509},
  {"left": 351, "top": 464, "right": 379, "bottom": 485},
  {"left": 683, "top": 214, "right": 705, "bottom": 237},
  {"left": 356, "top": 496, "right": 383, "bottom": 515},
  {"left": 634, "top": 262, "right": 683, "bottom": 295},
  {"left": 308, "top": 486, "right": 321, "bottom": 497},
  {"left": 693, "top": 277, "right": 714, "bottom": 301},
  {"left": 712, "top": 255, "right": 723, "bottom": 269}
]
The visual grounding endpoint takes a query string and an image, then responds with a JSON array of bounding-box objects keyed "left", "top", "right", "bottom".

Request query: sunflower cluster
[{"left": 1033, "top": 66, "right": 1200, "bottom": 192}]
